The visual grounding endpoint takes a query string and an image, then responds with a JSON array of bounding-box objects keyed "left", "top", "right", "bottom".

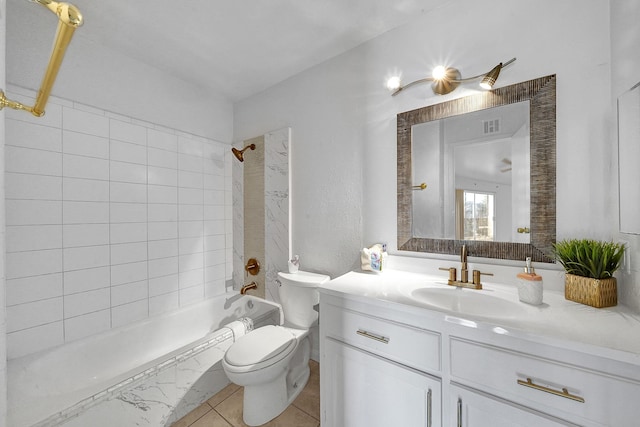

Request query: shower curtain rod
[{"left": 0, "top": 0, "right": 83, "bottom": 117}]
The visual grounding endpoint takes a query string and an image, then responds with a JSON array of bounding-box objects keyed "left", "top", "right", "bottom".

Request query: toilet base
[{"left": 241, "top": 336, "right": 311, "bottom": 426}]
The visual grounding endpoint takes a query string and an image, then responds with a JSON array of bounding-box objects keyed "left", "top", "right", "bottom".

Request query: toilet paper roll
[{"left": 224, "top": 317, "right": 254, "bottom": 341}]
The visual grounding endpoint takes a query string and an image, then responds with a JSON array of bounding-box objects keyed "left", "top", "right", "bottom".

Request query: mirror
[
  {"left": 411, "top": 101, "right": 530, "bottom": 243},
  {"left": 618, "top": 81, "right": 640, "bottom": 235},
  {"left": 398, "top": 75, "right": 556, "bottom": 262}
]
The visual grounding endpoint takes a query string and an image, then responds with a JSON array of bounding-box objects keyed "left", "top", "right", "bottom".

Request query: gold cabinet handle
[
  {"left": 356, "top": 329, "right": 389, "bottom": 344},
  {"left": 517, "top": 378, "right": 585, "bottom": 403}
]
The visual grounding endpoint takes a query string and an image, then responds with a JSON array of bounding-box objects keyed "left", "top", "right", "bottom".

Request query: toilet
[{"left": 222, "top": 270, "right": 329, "bottom": 426}]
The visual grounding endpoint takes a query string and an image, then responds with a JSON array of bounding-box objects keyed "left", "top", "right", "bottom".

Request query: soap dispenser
[{"left": 517, "top": 257, "right": 543, "bottom": 305}]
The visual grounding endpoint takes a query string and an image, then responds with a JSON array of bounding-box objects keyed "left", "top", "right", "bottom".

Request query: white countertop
[{"left": 320, "top": 269, "right": 640, "bottom": 366}]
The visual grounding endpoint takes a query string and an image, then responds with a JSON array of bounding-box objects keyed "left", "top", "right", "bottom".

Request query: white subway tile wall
[{"left": 4, "top": 89, "right": 233, "bottom": 358}]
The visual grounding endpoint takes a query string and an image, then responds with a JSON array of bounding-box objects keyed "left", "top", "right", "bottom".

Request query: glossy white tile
[
  {"left": 63, "top": 153, "right": 109, "bottom": 180},
  {"left": 111, "top": 261, "right": 148, "bottom": 286},
  {"left": 63, "top": 177, "right": 109, "bottom": 202},
  {"left": 7, "top": 297, "right": 63, "bottom": 332},
  {"left": 110, "top": 222, "right": 148, "bottom": 244},
  {"left": 6, "top": 322, "right": 64, "bottom": 359},
  {"left": 6, "top": 249, "right": 63, "bottom": 279},
  {"left": 63, "top": 224, "right": 110, "bottom": 248},
  {"left": 148, "top": 147, "right": 177, "bottom": 169},
  {"left": 148, "top": 203, "right": 178, "bottom": 222},
  {"left": 110, "top": 182, "right": 147, "bottom": 203},
  {"left": 6, "top": 173, "right": 62, "bottom": 200},
  {"left": 63, "top": 245, "right": 110, "bottom": 271},
  {"left": 6, "top": 118, "right": 63, "bottom": 152},
  {"left": 148, "top": 221, "right": 178, "bottom": 241},
  {"left": 110, "top": 160, "right": 147, "bottom": 184},
  {"left": 111, "top": 242, "right": 148, "bottom": 265},
  {"left": 6, "top": 225, "right": 62, "bottom": 252},
  {"left": 6, "top": 146, "right": 62, "bottom": 176},
  {"left": 63, "top": 107, "right": 109, "bottom": 137},
  {"left": 149, "top": 257, "right": 179, "bottom": 279},
  {"left": 111, "top": 280, "right": 149, "bottom": 307},
  {"left": 63, "top": 201, "right": 109, "bottom": 224},
  {"left": 148, "top": 165, "right": 177, "bottom": 186},
  {"left": 110, "top": 120, "right": 147, "bottom": 146},
  {"left": 148, "top": 239, "right": 179, "bottom": 260},
  {"left": 62, "top": 130, "right": 109, "bottom": 159},
  {"left": 6, "top": 200, "right": 62, "bottom": 225},
  {"left": 149, "top": 274, "right": 179, "bottom": 297},
  {"left": 110, "top": 202, "right": 147, "bottom": 223},
  {"left": 6, "top": 273, "right": 63, "bottom": 306},
  {"left": 147, "top": 128, "right": 177, "bottom": 152},
  {"left": 111, "top": 140, "right": 147, "bottom": 165},
  {"left": 64, "top": 288, "right": 110, "bottom": 318},
  {"left": 64, "top": 266, "right": 111, "bottom": 295},
  {"left": 148, "top": 184, "right": 178, "bottom": 203}
]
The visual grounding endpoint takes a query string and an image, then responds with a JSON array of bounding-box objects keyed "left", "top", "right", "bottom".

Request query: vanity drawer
[
  {"left": 450, "top": 337, "right": 640, "bottom": 426},
  {"left": 322, "top": 302, "right": 441, "bottom": 373}
]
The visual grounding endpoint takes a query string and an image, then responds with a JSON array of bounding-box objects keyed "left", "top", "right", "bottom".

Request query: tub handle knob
[{"left": 245, "top": 258, "right": 260, "bottom": 276}]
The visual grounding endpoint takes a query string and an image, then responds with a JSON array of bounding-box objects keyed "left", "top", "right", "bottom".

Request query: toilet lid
[{"left": 224, "top": 325, "right": 297, "bottom": 368}]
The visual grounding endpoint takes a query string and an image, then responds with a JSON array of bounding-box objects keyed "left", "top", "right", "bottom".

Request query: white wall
[
  {"left": 1, "top": 0, "right": 8, "bottom": 423},
  {"left": 234, "top": 0, "right": 613, "bottom": 280},
  {"left": 6, "top": 0, "right": 233, "bottom": 142},
  {"left": 611, "top": 0, "right": 640, "bottom": 312}
]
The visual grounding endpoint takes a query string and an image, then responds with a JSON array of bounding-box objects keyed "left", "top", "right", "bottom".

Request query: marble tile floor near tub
[{"left": 173, "top": 360, "right": 320, "bottom": 427}]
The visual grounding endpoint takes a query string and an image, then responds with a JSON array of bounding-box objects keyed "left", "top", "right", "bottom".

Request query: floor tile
[
  {"left": 292, "top": 361, "right": 320, "bottom": 420},
  {"left": 207, "top": 383, "right": 241, "bottom": 408},
  {"left": 192, "top": 409, "right": 234, "bottom": 427},
  {"left": 176, "top": 361, "right": 320, "bottom": 426},
  {"left": 172, "top": 402, "right": 213, "bottom": 427},
  {"left": 212, "top": 388, "right": 246, "bottom": 426}
]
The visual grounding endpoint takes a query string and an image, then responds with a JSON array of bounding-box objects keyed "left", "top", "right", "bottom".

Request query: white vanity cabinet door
[
  {"left": 322, "top": 337, "right": 442, "bottom": 427},
  {"left": 449, "top": 384, "right": 581, "bottom": 427}
]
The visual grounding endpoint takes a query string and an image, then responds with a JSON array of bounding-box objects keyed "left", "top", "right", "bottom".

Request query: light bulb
[
  {"left": 432, "top": 66, "right": 447, "bottom": 80},
  {"left": 386, "top": 76, "right": 401, "bottom": 91}
]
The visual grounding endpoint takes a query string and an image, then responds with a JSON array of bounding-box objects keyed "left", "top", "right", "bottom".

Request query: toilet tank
[{"left": 277, "top": 271, "right": 329, "bottom": 328}]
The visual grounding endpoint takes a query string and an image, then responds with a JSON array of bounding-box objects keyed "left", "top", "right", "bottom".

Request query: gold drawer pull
[
  {"left": 517, "top": 378, "right": 585, "bottom": 403},
  {"left": 356, "top": 329, "right": 389, "bottom": 344}
]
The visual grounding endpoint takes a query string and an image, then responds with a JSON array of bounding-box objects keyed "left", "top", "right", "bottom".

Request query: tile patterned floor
[{"left": 172, "top": 360, "right": 320, "bottom": 427}]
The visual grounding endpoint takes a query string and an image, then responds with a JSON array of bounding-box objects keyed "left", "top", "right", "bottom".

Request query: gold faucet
[
  {"left": 439, "top": 245, "right": 493, "bottom": 290},
  {"left": 240, "top": 281, "right": 258, "bottom": 295}
]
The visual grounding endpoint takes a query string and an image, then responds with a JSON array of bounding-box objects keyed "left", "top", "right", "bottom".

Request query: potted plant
[{"left": 552, "top": 239, "right": 625, "bottom": 308}]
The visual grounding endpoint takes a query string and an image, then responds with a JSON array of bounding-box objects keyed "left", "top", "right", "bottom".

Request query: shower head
[{"left": 232, "top": 143, "right": 256, "bottom": 162}]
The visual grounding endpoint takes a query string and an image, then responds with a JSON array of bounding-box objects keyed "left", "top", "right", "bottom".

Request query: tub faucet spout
[{"left": 240, "top": 281, "right": 258, "bottom": 295}]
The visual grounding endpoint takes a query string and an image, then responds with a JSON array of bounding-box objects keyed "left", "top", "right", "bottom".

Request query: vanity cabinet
[
  {"left": 320, "top": 289, "right": 640, "bottom": 427},
  {"left": 450, "top": 384, "right": 578, "bottom": 427},
  {"left": 323, "top": 338, "right": 441, "bottom": 427},
  {"left": 320, "top": 297, "right": 442, "bottom": 426}
]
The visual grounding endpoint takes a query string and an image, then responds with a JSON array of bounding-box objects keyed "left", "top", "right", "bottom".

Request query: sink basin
[{"left": 409, "top": 287, "right": 524, "bottom": 319}]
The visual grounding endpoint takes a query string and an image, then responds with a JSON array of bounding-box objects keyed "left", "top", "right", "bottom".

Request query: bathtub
[{"left": 7, "top": 292, "right": 282, "bottom": 427}]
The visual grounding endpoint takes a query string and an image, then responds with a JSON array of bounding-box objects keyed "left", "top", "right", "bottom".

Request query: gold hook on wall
[{"left": 0, "top": 0, "right": 83, "bottom": 117}]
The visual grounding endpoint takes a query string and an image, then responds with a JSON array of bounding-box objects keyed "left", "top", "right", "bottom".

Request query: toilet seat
[{"left": 223, "top": 326, "right": 297, "bottom": 373}]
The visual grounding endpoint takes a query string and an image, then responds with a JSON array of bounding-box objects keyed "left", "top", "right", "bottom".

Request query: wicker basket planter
[{"left": 564, "top": 273, "right": 617, "bottom": 308}]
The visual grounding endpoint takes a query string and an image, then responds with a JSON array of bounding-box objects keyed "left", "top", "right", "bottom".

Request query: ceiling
[{"left": 8, "top": 0, "right": 450, "bottom": 102}]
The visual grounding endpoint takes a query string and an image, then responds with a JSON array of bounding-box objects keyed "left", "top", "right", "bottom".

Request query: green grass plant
[{"left": 552, "top": 239, "right": 625, "bottom": 279}]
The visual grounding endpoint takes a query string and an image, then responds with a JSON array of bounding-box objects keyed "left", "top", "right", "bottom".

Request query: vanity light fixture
[{"left": 388, "top": 58, "right": 516, "bottom": 96}]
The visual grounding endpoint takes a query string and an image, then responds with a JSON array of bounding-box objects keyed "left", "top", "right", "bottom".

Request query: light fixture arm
[{"left": 391, "top": 58, "right": 516, "bottom": 96}]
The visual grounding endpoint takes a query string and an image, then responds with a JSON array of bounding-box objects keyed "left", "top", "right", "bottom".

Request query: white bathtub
[{"left": 8, "top": 292, "right": 282, "bottom": 427}]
